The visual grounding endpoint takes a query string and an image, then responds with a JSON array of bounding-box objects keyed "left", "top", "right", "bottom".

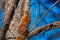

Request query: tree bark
[
  {"left": 1, "top": 0, "right": 18, "bottom": 40},
  {"left": 24, "top": 0, "right": 30, "bottom": 12},
  {"left": 6, "top": 0, "right": 25, "bottom": 40},
  {"left": 27, "top": 21, "right": 60, "bottom": 38},
  {"left": 1, "top": 0, "right": 60, "bottom": 40},
  {"left": 16, "top": 0, "right": 30, "bottom": 40}
]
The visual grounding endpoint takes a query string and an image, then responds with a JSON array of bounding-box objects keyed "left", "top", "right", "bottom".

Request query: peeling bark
[{"left": 16, "top": 11, "right": 30, "bottom": 40}]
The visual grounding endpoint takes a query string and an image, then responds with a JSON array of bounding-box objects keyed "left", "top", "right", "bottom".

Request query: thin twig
[{"left": 30, "top": 0, "right": 60, "bottom": 31}]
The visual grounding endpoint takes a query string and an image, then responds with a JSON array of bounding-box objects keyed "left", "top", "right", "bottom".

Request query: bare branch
[
  {"left": 27, "top": 21, "right": 60, "bottom": 38},
  {"left": 30, "top": 0, "right": 60, "bottom": 31},
  {"left": 6, "top": 0, "right": 25, "bottom": 40},
  {"left": 1, "top": 0, "right": 19, "bottom": 40},
  {"left": 16, "top": 0, "right": 30, "bottom": 40}
]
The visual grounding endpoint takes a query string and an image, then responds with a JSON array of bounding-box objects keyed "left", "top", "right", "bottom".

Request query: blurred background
[{"left": 0, "top": 0, "right": 60, "bottom": 40}]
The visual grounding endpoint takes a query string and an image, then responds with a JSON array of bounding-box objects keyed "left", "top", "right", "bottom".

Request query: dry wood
[
  {"left": 0, "top": 0, "right": 60, "bottom": 40},
  {"left": 24, "top": 0, "right": 30, "bottom": 12},
  {"left": 27, "top": 21, "right": 60, "bottom": 38},
  {"left": 1, "top": 0, "right": 19, "bottom": 40},
  {"left": 16, "top": 11, "right": 30, "bottom": 40},
  {"left": 6, "top": 0, "right": 30, "bottom": 40},
  {"left": 6, "top": 0, "right": 25, "bottom": 40}
]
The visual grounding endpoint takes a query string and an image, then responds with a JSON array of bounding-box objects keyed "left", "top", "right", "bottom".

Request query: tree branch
[
  {"left": 1, "top": 0, "right": 19, "bottom": 40},
  {"left": 30, "top": 0, "right": 60, "bottom": 31},
  {"left": 27, "top": 21, "right": 60, "bottom": 38},
  {"left": 6, "top": 0, "right": 25, "bottom": 40}
]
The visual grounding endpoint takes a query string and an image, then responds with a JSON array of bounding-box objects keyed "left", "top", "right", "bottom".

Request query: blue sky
[
  {"left": 0, "top": 0, "right": 60, "bottom": 40},
  {"left": 28, "top": 0, "right": 60, "bottom": 40}
]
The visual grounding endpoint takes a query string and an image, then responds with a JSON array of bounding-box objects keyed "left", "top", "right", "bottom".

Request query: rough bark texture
[
  {"left": 27, "top": 21, "right": 60, "bottom": 38},
  {"left": 1, "top": 0, "right": 18, "bottom": 40},
  {"left": 24, "top": 0, "right": 30, "bottom": 11},
  {"left": 6, "top": 0, "right": 25, "bottom": 40},
  {"left": 16, "top": 11, "right": 30, "bottom": 40},
  {"left": 6, "top": 0, "right": 30, "bottom": 40},
  {"left": 0, "top": 0, "right": 60, "bottom": 40}
]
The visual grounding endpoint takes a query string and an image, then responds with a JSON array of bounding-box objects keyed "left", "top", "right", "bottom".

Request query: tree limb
[
  {"left": 1, "top": 0, "right": 19, "bottom": 40},
  {"left": 6, "top": 0, "right": 25, "bottom": 40},
  {"left": 30, "top": 0, "right": 60, "bottom": 31},
  {"left": 27, "top": 21, "right": 60, "bottom": 38}
]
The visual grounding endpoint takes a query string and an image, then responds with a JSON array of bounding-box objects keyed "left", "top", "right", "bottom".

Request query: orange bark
[{"left": 16, "top": 11, "right": 30, "bottom": 40}]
